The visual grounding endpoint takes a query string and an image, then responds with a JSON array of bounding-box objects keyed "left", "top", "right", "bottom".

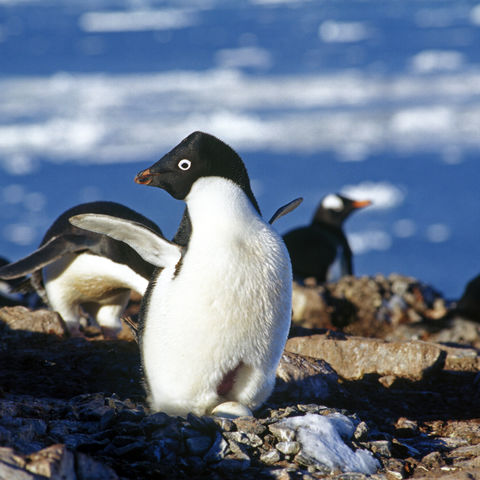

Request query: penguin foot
[{"left": 210, "top": 402, "right": 253, "bottom": 419}]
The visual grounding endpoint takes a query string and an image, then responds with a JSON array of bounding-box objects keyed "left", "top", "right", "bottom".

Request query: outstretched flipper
[
  {"left": 268, "top": 197, "right": 303, "bottom": 225},
  {"left": 70, "top": 214, "right": 182, "bottom": 268},
  {"left": 0, "top": 234, "right": 95, "bottom": 280}
]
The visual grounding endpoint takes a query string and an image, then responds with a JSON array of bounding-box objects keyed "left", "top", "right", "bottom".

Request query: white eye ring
[{"left": 178, "top": 159, "right": 191, "bottom": 171}]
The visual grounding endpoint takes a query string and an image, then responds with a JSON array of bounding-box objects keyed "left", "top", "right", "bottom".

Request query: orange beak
[
  {"left": 352, "top": 199, "right": 372, "bottom": 209},
  {"left": 135, "top": 168, "right": 153, "bottom": 185}
]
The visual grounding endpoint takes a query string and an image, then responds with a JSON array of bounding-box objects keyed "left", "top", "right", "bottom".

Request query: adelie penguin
[
  {"left": 71, "top": 131, "right": 301, "bottom": 418},
  {"left": 0, "top": 201, "right": 162, "bottom": 336},
  {"left": 283, "top": 194, "right": 371, "bottom": 284}
]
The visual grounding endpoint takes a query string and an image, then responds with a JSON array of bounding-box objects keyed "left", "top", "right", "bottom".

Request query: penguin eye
[{"left": 178, "top": 159, "right": 191, "bottom": 171}]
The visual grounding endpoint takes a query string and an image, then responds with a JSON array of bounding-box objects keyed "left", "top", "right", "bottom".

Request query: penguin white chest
[{"left": 142, "top": 178, "right": 292, "bottom": 416}]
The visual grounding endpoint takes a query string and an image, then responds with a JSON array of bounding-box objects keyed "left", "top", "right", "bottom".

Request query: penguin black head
[
  {"left": 312, "top": 193, "right": 371, "bottom": 227},
  {"left": 135, "top": 131, "right": 260, "bottom": 212}
]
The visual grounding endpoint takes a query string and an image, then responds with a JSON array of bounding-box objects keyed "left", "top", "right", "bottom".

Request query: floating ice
[
  {"left": 215, "top": 47, "right": 272, "bottom": 70},
  {"left": 280, "top": 413, "right": 379, "bottom": 475},
  {"left": 1, "top": 69, "right": 480, "bottom": 167},
  {"left": 410, "top": 50, "right": 464, "bottom": 73},
  {"left": 341, "top": 181, "right": 405, "bottom": 210},
  {"left": 79, "top": 9, "right": 197, "bottom": 33},
  {"left": 393, "top": 219, "right": 416, "bottom": 238},
  {"left": 2, "top": 184, "right": 25, "bottom": 204},
  {"left": 3, "top": 223, "right": 36, "bottom": 246},
  {"left": 319, "top": 20, "right": 370, "bottom": 43},
  {"left": 425, "top": 223, "right": 450, "bottom": 243},
  {"left": 470, "top": 4, "right": 480, "bottom": 25},
  {"left": 348, "top": 230, "right": 392, "bottom": 254}
]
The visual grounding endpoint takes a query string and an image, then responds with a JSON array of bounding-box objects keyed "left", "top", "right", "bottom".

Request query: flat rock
[
  {"left": 285, "top": 334, "right": 446, "bottom": 381},
  {"left": 0, "top": 306, "right": 67, "bottom": 337},
  {"left": 25, "top": 444, "right": 75, "bottom": 478},
  {"left": 274, "top": 351, "right": 339, "bottom": 400}
]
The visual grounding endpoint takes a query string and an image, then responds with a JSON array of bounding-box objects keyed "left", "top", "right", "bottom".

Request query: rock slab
[{"left": 285, "top": 334, "right": 446, "bottom": 381}]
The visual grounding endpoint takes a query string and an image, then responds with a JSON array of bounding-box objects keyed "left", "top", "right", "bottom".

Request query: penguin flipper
[
  {"left": 268, "top": 197, "right": 303, "bottom": 224},
  {"left": 0, "top": 235, "right": 93, "bottom": 279},
  {"left": 70, "top": 214, "right": 182, "bottom": 268}
]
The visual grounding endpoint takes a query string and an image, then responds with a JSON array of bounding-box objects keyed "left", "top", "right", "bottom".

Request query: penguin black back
[
  {"left": 42, "top": 201, "right": 163, "bottom": 280},
  {"left": 283, "top": 194, "right": 371, "bottom": 283}
]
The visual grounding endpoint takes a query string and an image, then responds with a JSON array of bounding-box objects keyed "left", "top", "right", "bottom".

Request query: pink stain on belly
[{"left": 217, "top": 363, "right": 242, "bottom": 396}]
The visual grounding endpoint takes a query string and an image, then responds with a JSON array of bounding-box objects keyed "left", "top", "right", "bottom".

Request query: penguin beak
[
  {"left": 135, "top": 168, "right": 154, "bottom": 185},
  {"left": 352, "top": 199, "right": 372, "bottom": 209}
]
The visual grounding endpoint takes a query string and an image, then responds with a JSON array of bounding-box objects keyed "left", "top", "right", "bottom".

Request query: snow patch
[{"left": 280, "top": 413, "right": 379, "bottom": 474}]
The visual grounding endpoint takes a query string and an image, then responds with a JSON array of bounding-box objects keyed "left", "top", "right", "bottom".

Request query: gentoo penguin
[
  {"left": 70, "top": 131, "right": 297, "bottom": 417},
  {"left": 0, "top": 202, "right": 162, "bottom": 336},
  {"left": 283, "top": 193, "right": 371, "bottom": 283}
]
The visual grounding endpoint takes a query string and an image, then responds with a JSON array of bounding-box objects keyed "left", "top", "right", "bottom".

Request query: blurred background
[{"left": 0, "top": 0, "right": 479, "bottom": 299}]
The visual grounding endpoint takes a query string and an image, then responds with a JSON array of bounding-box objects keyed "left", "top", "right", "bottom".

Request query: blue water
[{"left": 1, "top": 0, "right": 479, "bottom": 299}]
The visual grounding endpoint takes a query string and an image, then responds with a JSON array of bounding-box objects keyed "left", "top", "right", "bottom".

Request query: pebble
[
  {"left": 0, "top": 273, "right": 479, "bottom": 480},
  {"left": 260, "top": 449, "right": 281, "bottom": 465},
  {"left": 276, "top": 441, "right": 301, "bottom": 455}
]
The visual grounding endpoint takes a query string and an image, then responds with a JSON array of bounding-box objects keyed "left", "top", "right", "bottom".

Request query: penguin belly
[
  {"left": 43, "top": 252, "right": 148, "bottom": 332},
  {"left": 142, "top": 218, "right": 292, "bottom": 417}
]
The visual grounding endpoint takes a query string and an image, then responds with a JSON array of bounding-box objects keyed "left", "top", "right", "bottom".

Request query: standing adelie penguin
[
  {"left": 0, "top": 202, "right": 162, "bottom": 336},
  {"left": 71, "top": 131, "right": 296, "bottom": 417},
  {"left": 283, "top": 194, "right": 371, "bottom": 283}
]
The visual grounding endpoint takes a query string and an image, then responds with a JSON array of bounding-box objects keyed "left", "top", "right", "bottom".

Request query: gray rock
[
  {"left": 362, "top": 440, "right": 392, "bottom": 457},
  {"left": 275, "top": 351, "right": 339, "bottom": 400},
  {"left": 334, "top": 474, "right": 369, "bottom": 480},
  {"left": 260, "top": 449, "right": 281, "bottom": 465},
  {"left": 204, "top": 433, "right": 229, "bottom": 464},
  {"left": 421, "top": 451, "right": 444, "bottom": 469},
  {"left": 76, "top": 452, "right": 119, "bottom": 480},
  {"left": 276, "top": 441, "right": 300, "bottom": 455},
  {"left": 224, "top": 431, "right": 263, "bottom": 448},
  {"left": 268, "top": 424, "right": 296, "bottom": 442},
  {"left": 25, "top": 444, "right": 75, "bottom": 479},
  {"left": 0, "top": 447, "right": 40, "bottom": 480},
  {"left": 185, "top": 435, "right": 212, "bottom": 456},
  {"left": 210, "top": 416, "right": 235, "bottom": 432},
  {"left": 353, "top": 421, "right": 369, "bottom": 441},
  {"left": 215, "top": 455, "right": 250, "bottom": 473},
  {"left": 285, "top": 335, "right": 446, "bottom": 381},
  {"left": 232, "top": 417, "right": 266, "bottom": 435},
  {"left": 0, "top": 426, "right": 12, "bottom": 444}
]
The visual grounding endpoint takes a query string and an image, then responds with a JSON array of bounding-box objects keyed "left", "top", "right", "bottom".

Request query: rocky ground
[{"left": 0, "top": 274, "right": 479, "bottom": 480}]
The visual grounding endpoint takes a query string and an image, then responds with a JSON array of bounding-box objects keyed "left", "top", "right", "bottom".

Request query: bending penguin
[
  {"left": 0, "top": 201, "right": 162, "bottom": 336},
  {"left": 71, "top": 131, "right": 300, "bottom": 417},
  {"left": 283, "top": 193, "right": 371, "bottom": 283},
  {"left": 0, "top": 257, "right": 32, "bottom": 307}
]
